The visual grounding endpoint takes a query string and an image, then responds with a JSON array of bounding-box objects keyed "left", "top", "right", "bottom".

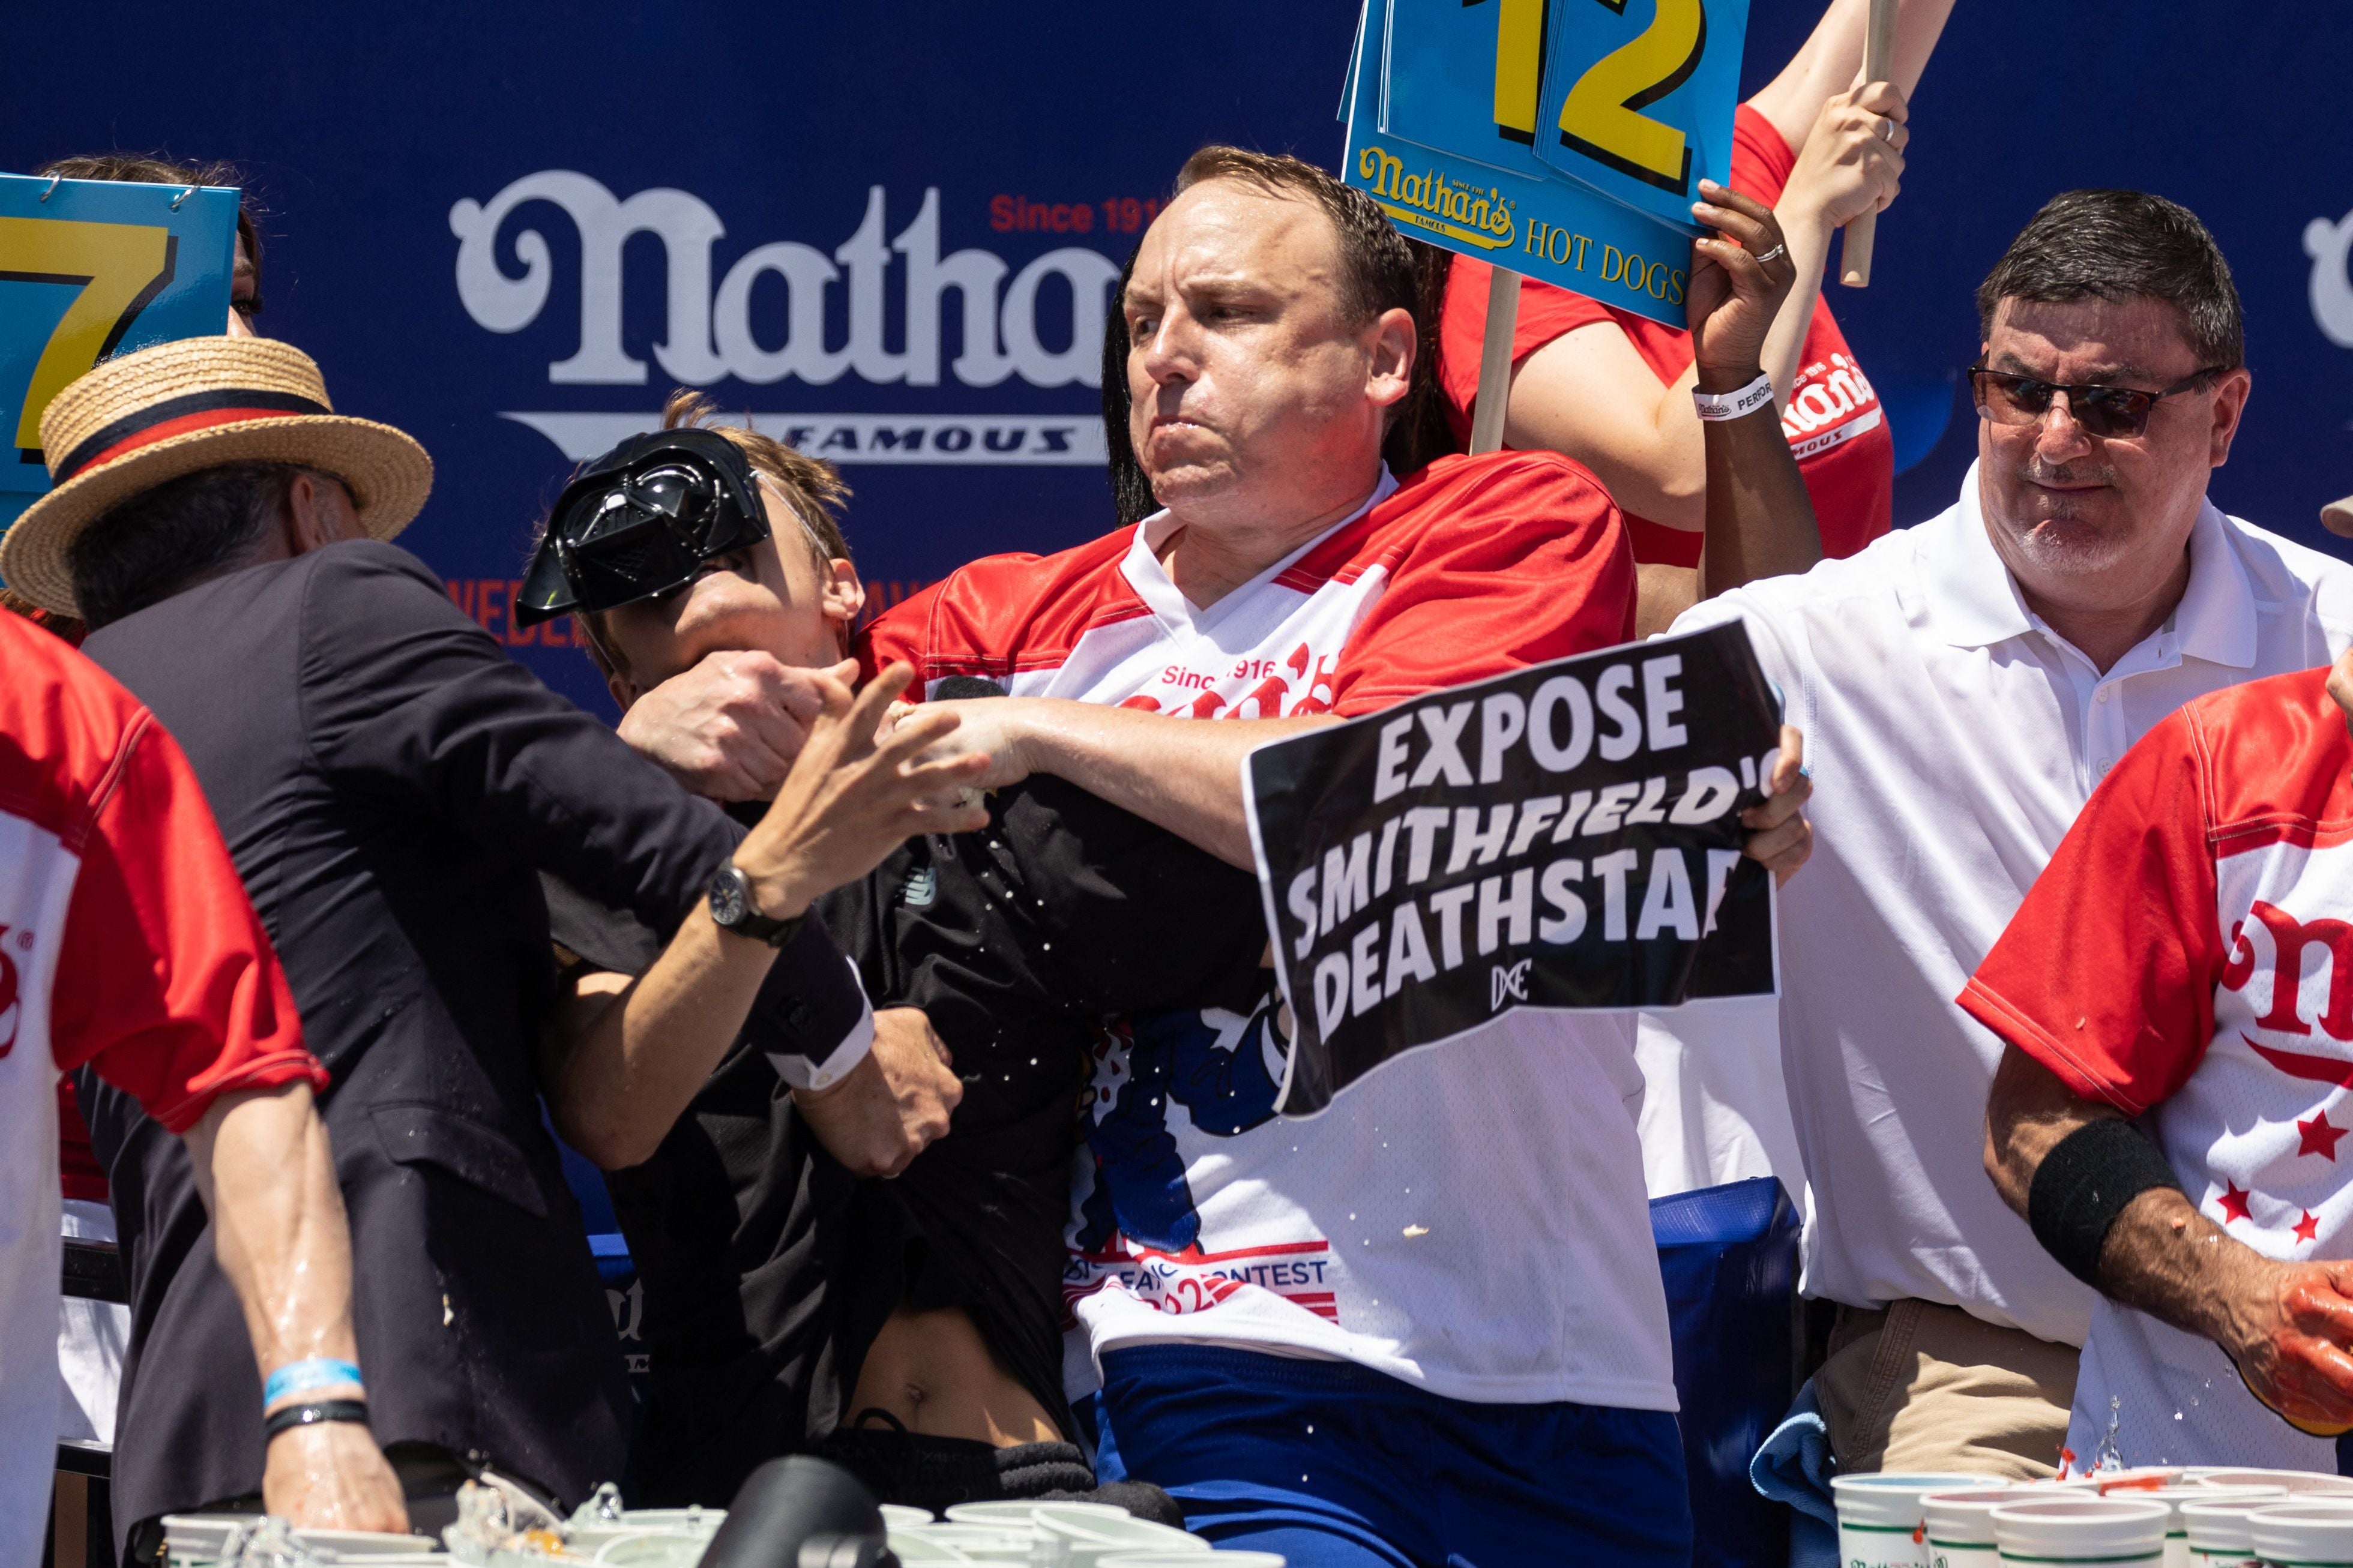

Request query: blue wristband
[{"left": 264, "top": 1358, "right": 364, "bottom": 1405}]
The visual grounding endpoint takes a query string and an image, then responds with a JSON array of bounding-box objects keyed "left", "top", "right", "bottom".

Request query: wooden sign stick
[
  {"left": 1839, "top": 0, "right": 1899, "bottom": 288},
  {"left": 1469, "top": 268, "right": 1522, "bottom": 454}
]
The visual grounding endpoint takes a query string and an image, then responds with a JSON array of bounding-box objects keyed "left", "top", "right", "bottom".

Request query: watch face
[{"left": 709, "top": 867, "right": 747, "bottom": 926}]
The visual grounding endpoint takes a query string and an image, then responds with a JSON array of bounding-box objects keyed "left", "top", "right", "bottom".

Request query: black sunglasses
[{"left": 1968, "top": 364, "right": 2225, "bottom": 440}]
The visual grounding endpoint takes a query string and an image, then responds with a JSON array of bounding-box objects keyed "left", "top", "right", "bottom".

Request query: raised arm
[{"left": 1746, "top": 0, "right": 1954, "bottom": 150}]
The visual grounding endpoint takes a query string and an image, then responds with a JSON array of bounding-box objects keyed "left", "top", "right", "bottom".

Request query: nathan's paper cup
[
  {"left": 2249, "top": 1500, "right": 2353, "bottom": 1566},
  {"left": 2124, "top": 1487, "right": 2283, "bottom": 1568},
  {"left": 1921, "top": 1485, "right": 2016, "bottom": 1568},
  {"left": 1835, "top": 1474, "right": 1990, "bottom": 1568},
  {"left": 1989, "top": 1497, "right": 2168, "bottom": 1565},
  {"left": 2181, "top": 1497, "right": 2289, "bottom": 1567},
  {"left": 2196, "top": 1470, "right": 2353, "bottom": 1496}
]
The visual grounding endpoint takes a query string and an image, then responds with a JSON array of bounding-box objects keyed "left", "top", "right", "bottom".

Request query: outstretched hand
[
  {"left": 734, "top": 662, "right": 992, "bottom": 916},
  {"left": 1686, "top": 182, "right": 1799, "bottom": 385}
]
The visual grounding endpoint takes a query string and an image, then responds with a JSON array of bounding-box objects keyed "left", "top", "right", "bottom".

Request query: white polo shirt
[{"left": 1671, "top": 461, "right": 2353, "bottom": 1345}]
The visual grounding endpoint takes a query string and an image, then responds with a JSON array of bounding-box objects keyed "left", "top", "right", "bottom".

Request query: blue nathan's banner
[
  {"left": 0, "top": 174, "right": 237, "bottom": 530},
  {"left": 4, "top": 2, "right": 2353, "bottom": 720},
  {"left": 1348, "top": 0, "right": 1752, "bottom": 326}
]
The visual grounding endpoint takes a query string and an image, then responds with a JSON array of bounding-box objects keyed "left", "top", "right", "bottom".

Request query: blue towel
[{"left": 1749, "top": 1377, "right": 1836, "bottom": 1568}]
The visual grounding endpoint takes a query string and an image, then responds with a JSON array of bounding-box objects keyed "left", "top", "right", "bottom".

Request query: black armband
[
  {"left": 2027, "top": 1116, "right": 2185, "bottom": 1288},
  {"left": 264, "top": 1398, "right": 370, "bottom": 1441}
]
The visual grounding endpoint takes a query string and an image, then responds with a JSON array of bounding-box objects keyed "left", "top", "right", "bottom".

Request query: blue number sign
[
  {"left": 1343, "top": 0, "right": 1750, "bottom": 327},
  {"left": 0, "top": 173, "right": 238, "bottom": 532}
]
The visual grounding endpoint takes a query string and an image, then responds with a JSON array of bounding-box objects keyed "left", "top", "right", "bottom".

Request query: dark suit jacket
[{"left": 78, "top": 539, "right": 867, "bottom": 1537}]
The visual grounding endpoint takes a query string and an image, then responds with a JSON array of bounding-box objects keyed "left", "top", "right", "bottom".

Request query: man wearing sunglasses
[{"left": 1669, "top": 188, "right": 2353, "bottom": 1477}]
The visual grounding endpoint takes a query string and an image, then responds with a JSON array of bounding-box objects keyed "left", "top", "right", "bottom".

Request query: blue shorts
[{"left": 1086, "top": 1344, "right": 1692, "bottom": 1568}]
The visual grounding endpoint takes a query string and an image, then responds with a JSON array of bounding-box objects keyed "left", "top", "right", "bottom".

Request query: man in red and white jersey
[
  {"left": 1972, "top": 651, "right": 2353, "bottom": 1471},
  {"left": 0, "top": 610, "right": 405, "bottom": 1563},
  {"left": 852, "top": 147, "right": 1813, "bottom": 1567}
]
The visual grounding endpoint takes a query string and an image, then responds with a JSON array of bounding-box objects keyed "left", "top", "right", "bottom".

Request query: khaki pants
[{"left": 1818, "top": 1299, "right": 2080, "bottom": 1480}]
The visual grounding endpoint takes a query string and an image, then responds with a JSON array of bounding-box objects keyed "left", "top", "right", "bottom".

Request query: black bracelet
[
  {"left": 264, "top": 1398, "right": 370, "bottom": 1441},
  {"left": 2027, "top": 1117, "right": 2185, "bottom": 1288}
]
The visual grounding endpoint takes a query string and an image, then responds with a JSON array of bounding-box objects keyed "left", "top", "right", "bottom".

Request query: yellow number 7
[
  {"left": 1558, "top": 0, "right": 1707, "bottom": 195},
  {"left": 1, "top": 217, "right": 174, "bottom": 456}
]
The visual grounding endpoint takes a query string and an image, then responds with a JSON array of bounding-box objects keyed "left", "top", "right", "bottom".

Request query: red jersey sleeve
[
  {"left": 1325, "top": 452, "right": 1636, "bottom": 718},
  {"left": 1958, "top": 708, "right": 2223, "bottom": 1116},
  {"left": 49, "top": 710, "right": 324, "bottom": 1134}
]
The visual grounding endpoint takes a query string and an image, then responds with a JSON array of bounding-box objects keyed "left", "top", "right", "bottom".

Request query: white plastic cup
[
  {"left": 2196, "top": 1469, "right": 2353, "bottom": 1496},
  {"left": 947, "top": 1503, "right": 1133, "bottom": 1527},
  {"left": 2180, "top": 1496, "right": 2290, "bottom": 1567},
  {"left": 1920, "top": 1485, "right": 2016, "bottom": 1568},
  {"left": 2249, "top": 1500, "right": 2353, "bottom": 1567},
  {"left": 1989, "top": 1496, "right": 2168, "bottom": 1565},
  {"left": 1835, "top": 1474, "right": 1992, "bottom": 1568},
  {"left": 2120, "top": 1486, "right": 2282, "bottom": 1568}
]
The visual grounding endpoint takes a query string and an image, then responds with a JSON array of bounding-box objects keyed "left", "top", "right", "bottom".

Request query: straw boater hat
[{"left": 0, "top": 335, "right": 433, "bottom": 617}]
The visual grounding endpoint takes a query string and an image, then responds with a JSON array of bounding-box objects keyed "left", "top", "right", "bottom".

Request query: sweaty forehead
[
  {"left": 1133, "top": 180, "right": 1342, "bottom": 294},
  {"left": 1987, "top": 295, "right": 2202, "bottom": 383}
]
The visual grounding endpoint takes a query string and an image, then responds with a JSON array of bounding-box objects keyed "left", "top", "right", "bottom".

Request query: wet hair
[
  {"left": 1100, "top": 145, "right": 1457, "bottom": 524},
  {"left": 1977, "top": 190, "right": 2244, "bottom": 370},
  {"left": 36, "top": 154, "right": 267, "bottom": 322},
  {"left": 67, "top": 461, "right": 321, "bottom": 629}
]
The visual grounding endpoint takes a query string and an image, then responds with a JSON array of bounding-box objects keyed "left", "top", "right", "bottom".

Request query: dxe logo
[
  {"left": 450, "top": 173, "right": 1118, "bottom": 468},
  {"left": 1490, "top": 958, "right": 1531, "bottom": 1012}
]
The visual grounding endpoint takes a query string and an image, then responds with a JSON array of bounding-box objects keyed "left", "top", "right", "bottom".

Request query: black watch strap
[
  {"left": 265, "top": 1398, "right": 370, "bottom": 1440},
  {"left": 709, "top": 862, "right": 806, "bottom": 948}
]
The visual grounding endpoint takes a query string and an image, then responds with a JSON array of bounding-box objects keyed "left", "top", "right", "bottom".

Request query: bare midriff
[{"left": 847, "top": 1303, "right": 1059, "bottom": 1445}]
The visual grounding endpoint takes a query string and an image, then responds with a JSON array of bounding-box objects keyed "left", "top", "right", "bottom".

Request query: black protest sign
[{"left": 1244, "top": 621, "right": 1782, "bottom": 1117}]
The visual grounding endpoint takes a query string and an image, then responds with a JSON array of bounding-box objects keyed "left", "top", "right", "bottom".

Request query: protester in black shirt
[
  {"left": 0, "top": 337, "right": 987, "bottom": 1548},
  {"left": 517, "top": 394, "right": 1267, "bottom": 1510}
]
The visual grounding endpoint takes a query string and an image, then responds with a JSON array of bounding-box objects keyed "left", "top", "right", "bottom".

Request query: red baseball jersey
[
  {"left": 0, "top": 608, "right": 322, "bottom": 1550},
  {"left": 1962, "top": 665, "right": 2353, "bottom": 1470},
  {"left": 861, "top": 454, "right": 1679, "bottom": 1413},
  {"left": 861, "top": 449, "right": 1636, "bottom": 715},
  {"left": 1438, "top": 103, "right": 1894, "bottom": 568}
]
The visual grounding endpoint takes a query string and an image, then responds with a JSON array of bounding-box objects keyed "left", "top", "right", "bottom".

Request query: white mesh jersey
[
  {"left": 1965, "top": 666, "right": 2353, "bottom": 1468},
  {"left": 863, "top": 452, "right": 1680, "bottom": 1408}
]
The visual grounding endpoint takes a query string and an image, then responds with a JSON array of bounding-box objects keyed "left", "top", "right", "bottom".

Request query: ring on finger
[{"left": 1753, "top": 242, "right": 1786, "bottom": 265}]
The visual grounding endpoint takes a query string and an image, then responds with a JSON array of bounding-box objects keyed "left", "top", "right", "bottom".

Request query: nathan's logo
[
  {"left": 2226, "top": 901, "right": 2353, "bottom": 1084},
  {"left": 2306, "top": 206, "right": 2353, "bottom": 350},
  {"left": 448, "top": 172, "right": 1118, "bottom": 466},
  {"left": 1356, "top": 145, "right": 1518, "bottom": 251}
]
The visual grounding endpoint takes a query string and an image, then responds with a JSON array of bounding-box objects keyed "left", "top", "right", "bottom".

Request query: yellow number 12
[{"left": 1557, "top": 0, "right": 1707, "bottom": 196}]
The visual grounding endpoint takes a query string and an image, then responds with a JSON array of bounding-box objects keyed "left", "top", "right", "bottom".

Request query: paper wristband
[
  {"left": 263, "top": 1357, "right": 366, "bottom": 1405},
  {"left": 1692, "top": 373, "right": 1776, "bottom": 422}
]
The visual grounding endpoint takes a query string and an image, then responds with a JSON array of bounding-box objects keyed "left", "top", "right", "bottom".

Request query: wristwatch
[{"left": 708, "top": 862, "right": 804, "bottom": 948}]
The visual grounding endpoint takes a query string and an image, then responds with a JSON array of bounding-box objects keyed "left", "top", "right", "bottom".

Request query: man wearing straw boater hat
[{"left": 0, "top": 334, "right": 991, "bottom": 1551}]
